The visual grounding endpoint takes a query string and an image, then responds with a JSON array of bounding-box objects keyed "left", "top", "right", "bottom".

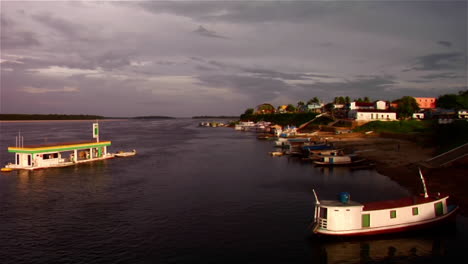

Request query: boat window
[
  {"left": 390, "top": 210, "right": 397, "bottom": 219},
  {"left": 412, "top": 207, "right": 419, "bottom": 215},
  {"left": 434, "top": 202, "right": 444, "bottom": 216},
  {"left": 319, "top": 207, "right": 327, "bottom": 219},
  {"left": 362, "top": 214, "right": 370, "bottom": 227}
]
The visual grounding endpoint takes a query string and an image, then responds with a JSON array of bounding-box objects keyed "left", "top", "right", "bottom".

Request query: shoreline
[
  {"left": 0, "top": 119, "right": 129, "bottom": 123},
  {"left": 318, "top": 132, "right": 468, "bottom": 216}
]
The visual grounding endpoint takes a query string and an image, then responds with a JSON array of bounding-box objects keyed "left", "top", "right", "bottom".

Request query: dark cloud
[
  {"left": 31, "top": 12, "right": 91, "bottom": 41},
  {"left": 437, "top": 41, "right": 452, "bottom": 47},
  {"left": 196, "top": 74, "right": 290, "bottom": 101},
  {"left": 421, "top": 72, "right": 462, "bottom": 79},
  {"left": 242, "top": 68, "right": 331, "bottom": 81},
  {"left": 297, "top": 75, "right": 397, "bottom": 100},
  {"left": 0, "top": 16, "right": 40, "bottom": 48},
  {"left": 406, "top": 52, "right": 466, "bottom": 71},
  {"left": 138, "top": 1, "right": 341, "bottom": 24},
  {"left": 193, "top": 25, "right": 229, "bottom": 39}
]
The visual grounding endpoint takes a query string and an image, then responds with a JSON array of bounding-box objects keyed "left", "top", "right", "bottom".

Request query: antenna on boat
[
  {"left": 312, "top": 189, "right": 320, "bottom": 205},
  {"left": 418, "top": 167, "right": 429, "bottom": 198},
  {"left": 93, "top": 121, "right": 99, "bottom": 143}
]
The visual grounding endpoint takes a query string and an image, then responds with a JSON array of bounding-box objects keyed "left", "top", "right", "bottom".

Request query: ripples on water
[{"left": 0, "top": 119, "right": 466, "bottom": 263}]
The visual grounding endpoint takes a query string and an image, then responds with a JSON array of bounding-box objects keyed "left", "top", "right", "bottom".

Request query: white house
[
  {"left": 412, "top": 113, "right": 425, "bottom": 119},
  {"left": 375, "top": 100, "right": 387, "bottom": 110},
  {"left": 458, "top": 110, "right": 468, "bottom": 119},
  {"left": 349, "top": 110, "right": 397, "bottom": 121}
]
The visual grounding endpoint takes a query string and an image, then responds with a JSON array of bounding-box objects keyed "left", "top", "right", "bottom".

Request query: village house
[
  {"left": 307, "top": 103, "right": 323, "bottom": 113},
  {"left": 414, "top": 97, "right": 437, "bottom": 109},
  {"left": 348, "top": 109, "right": 397, "bottom": 121}
]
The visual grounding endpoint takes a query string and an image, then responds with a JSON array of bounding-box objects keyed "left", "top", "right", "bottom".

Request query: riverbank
[{"left": 318, "top": 132, "right": 468, "bottom": 216}]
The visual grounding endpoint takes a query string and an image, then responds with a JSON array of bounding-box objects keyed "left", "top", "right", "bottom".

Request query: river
[{"left": 0, "top": 119, "right": 466, "bottom": 263}]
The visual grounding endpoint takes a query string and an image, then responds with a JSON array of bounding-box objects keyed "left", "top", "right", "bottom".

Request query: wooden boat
[
  {"left": 310, "top": 169, "right": 459, "bottom": 237},
  {"left": 302, "top": 143, "right": 334, "bottom": 152},
  {"left": 1, "top": 167, "right": 13, "bottom": 172},
  {"left": 4, "top": 123, "right": 114, "bottom": 171},
  {"left": 313, "top": 155, "right": 366, "bottom": 166},
  {"left": 269, "top": 151, "right": 284, "bottom": 156},
  {"left": 115, "top": 149, "right": 137, "bottom": 157}
]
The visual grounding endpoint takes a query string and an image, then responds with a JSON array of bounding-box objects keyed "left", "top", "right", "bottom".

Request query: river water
[{"left": 0, "top": 119, "right": 466, "bottom": 263}]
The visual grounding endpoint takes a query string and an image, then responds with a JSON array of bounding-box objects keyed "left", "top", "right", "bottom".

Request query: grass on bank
[
  {"left": 354, "top": 120, "right": 468, "bottom": 154},
  {"left": 353, "top": 120, "right": 430, "bottom": 134}
]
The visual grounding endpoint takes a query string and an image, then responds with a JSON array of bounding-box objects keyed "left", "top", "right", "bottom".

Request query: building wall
[
  {"left": 375, "top": 100, "right": 387, "bottom": 110},
  {"left": 415, "top": 97, "right": 436, "bottom": 109},
  {"left": 349, "top": 110, "right": 397, "bottom": 121}
]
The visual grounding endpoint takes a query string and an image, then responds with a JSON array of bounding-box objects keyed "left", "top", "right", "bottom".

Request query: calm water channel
[{"left": 0, "top": 119, "right": 467, "bottom": 263}]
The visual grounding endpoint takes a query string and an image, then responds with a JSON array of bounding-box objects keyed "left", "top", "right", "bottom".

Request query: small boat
[
  {"left": 115, "top": 149, "right": 137, "bottom": 157},
  {"left": 302, "top": 143, "right": 334, "bottom": 151},
  {"left": 313, "top": 155, "right": 365, "bottom": 166},
  {"left": 310, "top": 169, "right": 459, "bottom": 237},
  {"left": 269, "top": 151, "right": 284, "bottom": 157},
  {"left": 1, "top": 167, "right": 13, "bottom": 172}
]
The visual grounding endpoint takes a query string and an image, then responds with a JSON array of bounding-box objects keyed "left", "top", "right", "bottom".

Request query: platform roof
[{"left": 8, "top": 141, "right": 111, "bottom": 154}]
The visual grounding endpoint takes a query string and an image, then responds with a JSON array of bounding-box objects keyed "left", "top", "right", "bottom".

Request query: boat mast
[
  {"left": 312, "top": 189, "right": 320, "bottom": 205},
  {"left": 418, "top": 168, "right": 429, "bottom": 198}
]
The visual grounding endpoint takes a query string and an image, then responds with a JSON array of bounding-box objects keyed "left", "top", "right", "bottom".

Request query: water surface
[{"left": 0, "top": 119, "right": 466, "bottom": 263}]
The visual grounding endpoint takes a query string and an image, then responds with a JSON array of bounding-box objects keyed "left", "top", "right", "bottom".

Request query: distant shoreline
[{"left": 0, "top": 119, "right": 129, "bottom": 123}]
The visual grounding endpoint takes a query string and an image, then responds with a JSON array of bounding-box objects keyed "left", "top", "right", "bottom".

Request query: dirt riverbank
[{"left": 316, "top": 132, "right": 468, "bottom": 216}]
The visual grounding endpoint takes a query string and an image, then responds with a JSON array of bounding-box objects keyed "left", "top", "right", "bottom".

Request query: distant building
[
  {"left": 375, "top": 100, "right": 387, "bottom": 110},
  {"left": 412, "top": 113, "right": 425, "bottom": 119},
  {"left": 348, "top": 109, "right": 397, "bottom": 121},
  {"left": 349, "top": 102, "right": 376, "bottom": 110},
  {"left": 307, "top": 103, "right": 323, "bottom": 113},
  {"left": 458, "top": 110, "right": 468, "bottom": 119},
  {"left": 415, "top": 97, "right": 437, "bottom": 109}
]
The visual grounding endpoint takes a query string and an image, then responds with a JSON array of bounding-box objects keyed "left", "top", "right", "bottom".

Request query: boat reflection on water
[{"left": 310, "top": 228, "right": 457, "bottom": 264}]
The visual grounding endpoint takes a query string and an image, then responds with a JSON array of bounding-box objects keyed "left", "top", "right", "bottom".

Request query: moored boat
[
  {"left": 310, "top": 170, "right": 459, "bottom": 236},
  {"left": 313, "top": 155, "right": 366, "bottom": 166},
  {"left": 115, "top": 149, "right": 137, "bottom": 157}
]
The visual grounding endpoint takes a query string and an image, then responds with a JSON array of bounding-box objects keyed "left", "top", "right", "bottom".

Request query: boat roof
[
  {"left": 319, "top": 200, "right": 363, "bottom": 207},
  {"left": 363, "top": 195, "right": 441, "bottom": 211},
  {"left": 8, "top": 141, "right": 111, "bottom": 154}
]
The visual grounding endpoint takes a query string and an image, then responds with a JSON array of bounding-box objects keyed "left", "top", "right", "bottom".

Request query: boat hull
[{"left": 312, "top": 205, "right": 459, "bottom": 237}]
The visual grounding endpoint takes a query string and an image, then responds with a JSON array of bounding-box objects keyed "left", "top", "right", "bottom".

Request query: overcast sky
[{"left": 1, "top": 0, "right": 466, "bottom": 117}]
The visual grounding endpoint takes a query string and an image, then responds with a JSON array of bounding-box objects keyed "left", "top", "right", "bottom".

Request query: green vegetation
[
  {"left": 240, "top": 113, "right": 319, "bottom": 127},
  {"left": 0, "top": 114, "right": 104, "bottom": 120},
  {"left": 431, "top": 120, "right": 468, "bottom": 153},
  {"left": 437, "top": 90, "right": 468, "bottom": 110},
  {"left": 395, "top": 96, "right": 420, "bottom": 118},
  {"left": 353, "top": 120, "right": 430, "bottom": 134},
  {"left": 192, "top": 116, "right": 239, "bottom": 119}
]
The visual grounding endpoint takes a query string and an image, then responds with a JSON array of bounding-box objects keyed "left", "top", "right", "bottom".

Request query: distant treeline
[
  {"left": 132, "top": 116, "right": 176, "bottom": 119},
  {"left": 192, "top": 116, "right": 239, "bottom": 119},
  {"left": 0, "top": 114, "right": 105, "bottom": 120}
]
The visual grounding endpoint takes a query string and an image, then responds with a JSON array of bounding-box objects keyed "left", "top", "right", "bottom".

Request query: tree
[
  {"left": 256, "top": 103, "right": 275, "bottom": 114},
  {"left": 363, "top": 96, "right": 371, "bottom": 103},
  {"left": 307, "top": 97, "right": 320, "bottom": 105},
  {"left": 437, "top": 90, "right": 468, "bottom": 110},
  {"left": 345, "top": 96, "right": 351, "bottom": 104},
  {"left": 244, "top": 108, "right": 254, "bottom": 115},
  {"left": 397, "top": 96, "right": 419, "bottom": 119},
  {"left": 286, "top": 104, "right": 297, "bottom": 112}
]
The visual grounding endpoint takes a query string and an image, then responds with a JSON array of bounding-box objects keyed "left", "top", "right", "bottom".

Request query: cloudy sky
[{"left": 1, "top": 0, "right": 466, "bottom": 117}]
